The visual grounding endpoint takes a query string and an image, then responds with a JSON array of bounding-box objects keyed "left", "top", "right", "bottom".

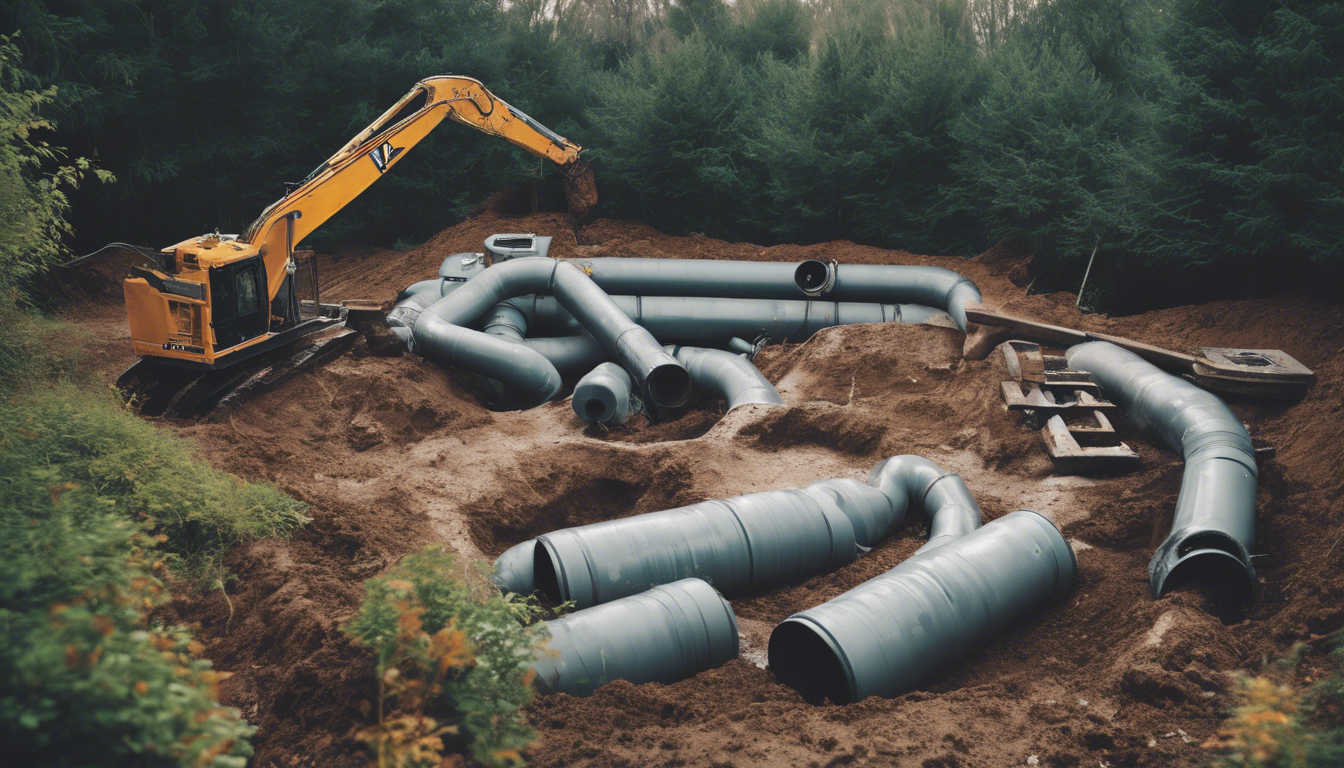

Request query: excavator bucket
[{"left": 563, "top": 161, "right": 598, "bottom": 220}]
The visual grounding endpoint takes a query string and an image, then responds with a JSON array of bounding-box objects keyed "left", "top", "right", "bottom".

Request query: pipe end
[
  {"left": 1151, "top": 533, "right": 1257, "bottom": 609},
  {"left": 645, "top": 362, "right": 693, "bottom": 411},
  {"left": 491, "top": 540, "right": 537, "bottom": 595},
  {"left": 794, "top": 260, "right": 834, "bottom": 296},
  {"left": 768, "top": 618, "right": 857, "bottom": 705}
]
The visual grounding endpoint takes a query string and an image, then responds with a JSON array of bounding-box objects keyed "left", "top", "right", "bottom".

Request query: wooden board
[{"left": 1041, "top": 415, "right": 1140, "bottom": 474}]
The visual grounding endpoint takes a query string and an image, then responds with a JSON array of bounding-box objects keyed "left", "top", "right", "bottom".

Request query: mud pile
[{"left": 66, "top": 200, "right": 1344, "bottom": 767}]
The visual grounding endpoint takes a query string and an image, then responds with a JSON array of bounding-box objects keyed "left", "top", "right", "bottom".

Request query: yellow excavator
[{"left": 85, "top": 76, "right": 595, "bottom": 417}]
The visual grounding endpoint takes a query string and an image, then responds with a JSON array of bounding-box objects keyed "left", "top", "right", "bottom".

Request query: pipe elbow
[{"left": 866, "top": 455, "right": 982, "bottom": 552}]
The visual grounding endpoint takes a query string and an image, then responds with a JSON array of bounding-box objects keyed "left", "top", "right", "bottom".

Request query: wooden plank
[{"left": 1041, "top": 415, "right": 1140, "bottom": 475}]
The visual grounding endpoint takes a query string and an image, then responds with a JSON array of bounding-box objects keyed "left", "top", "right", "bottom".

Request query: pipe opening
[
  {"left": 582, "top": 398, "right": 607, "bottom": 421},
  {"left": 794, "top": 260, "right": 831, "bottom": 293},
  {"left": 534, "top": 543, "right": 563, "bottom": 603},
  {"left": 767, "top": 621, "right": 853, "bottom": 705},
  {"left": 645, "top": 363, "right": 693, "bottom": 409},
  {"left": 1159, "top": 548, "right": 1255, "bottom": 618}
]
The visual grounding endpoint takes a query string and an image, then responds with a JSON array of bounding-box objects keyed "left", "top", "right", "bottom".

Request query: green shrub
[
  {"left": 0, "top": 381, "right": 309, "bottom": 576},
  {"left": 345, "top": 547, "right": 544, "bottom": 768},
  {"left": 0, "top": 467, "right": 255, "bottom": 767}
]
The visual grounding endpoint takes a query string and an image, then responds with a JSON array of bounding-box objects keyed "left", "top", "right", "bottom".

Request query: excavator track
[{"left": 117, "top": 327, "right": 360, "bottom": 420}]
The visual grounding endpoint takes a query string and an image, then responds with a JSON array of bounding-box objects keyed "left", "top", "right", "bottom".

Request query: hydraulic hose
[
  {"left": 533, "top": 578, "right": 739, "bottom": 697},
  {"left": 665, "top": 345, "right": 783, "bottom": 411},
  {"left": 1066, "top": 341, "right": 1258, "bottom": 603},
  {"left": 494, "top": 456, "right": 980, "bottom": 607},
  {"left": 572, "top": 362, "right": 633, "bottom": 426},
  {"left": 769, "top": 510, "right": 1076, "bottom": 703}
]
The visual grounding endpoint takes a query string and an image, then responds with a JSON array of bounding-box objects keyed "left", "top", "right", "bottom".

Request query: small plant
[
  {"left": 345, "top": 548, "right": 544, "bottom": 768},
  {"left": 1207, "top": 674, "right": 1308, "bottom": 767}
]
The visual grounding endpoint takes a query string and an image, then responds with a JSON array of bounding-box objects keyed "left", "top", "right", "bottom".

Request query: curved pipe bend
[
  {"left": 866, "top": 455, "right": 983, "bottom": 554},
  {"left": 396, "top": 258, "right": 691, "bottom": 410},
  {"left": 665, "top": 345, "right": 783, "bottom": 411},
  {"left": 1066, "top": 342, "right": 1257, "bottom": 604},
  {"left": 490, "top": 455, "right": 980, "bottom": 605}
]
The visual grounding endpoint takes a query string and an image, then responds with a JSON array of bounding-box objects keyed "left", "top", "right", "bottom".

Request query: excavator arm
[{"left": 241, "top": 75, "right": 591, "bottom": 302}]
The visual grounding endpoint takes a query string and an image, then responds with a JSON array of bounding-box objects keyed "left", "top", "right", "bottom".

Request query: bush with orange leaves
[
  {"left": 344, "top": 547, "right": 545, "bottom": 768},
  {"left": 1206, "top": 639, "right": 1344, "bottom": 767}
]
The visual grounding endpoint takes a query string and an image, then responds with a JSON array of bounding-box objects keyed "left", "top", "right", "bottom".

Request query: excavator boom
[{"left": 106, "top": 75, "right": 591, "bottom": 417}]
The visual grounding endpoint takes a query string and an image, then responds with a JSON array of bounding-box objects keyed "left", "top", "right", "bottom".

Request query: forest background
[{"left": 3, "top": 0, "right": 1341, "bottom": 312}]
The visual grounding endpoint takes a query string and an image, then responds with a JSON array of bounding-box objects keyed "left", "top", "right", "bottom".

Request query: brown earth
[{"left": 63, "top": 194, "right": 1344, "bottom": 768}]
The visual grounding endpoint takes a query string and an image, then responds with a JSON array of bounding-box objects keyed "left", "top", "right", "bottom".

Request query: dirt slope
[{"left": 66, "top": 199, "right": 1344, "bottom": 767}]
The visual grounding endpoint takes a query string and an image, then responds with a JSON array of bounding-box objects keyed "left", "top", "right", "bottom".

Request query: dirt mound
[{"left": 57, "top": 203, "right": 1344, "bottom": 768}]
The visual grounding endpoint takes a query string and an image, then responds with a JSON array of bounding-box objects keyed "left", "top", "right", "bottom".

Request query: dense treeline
[{"left": 4, "top": 0, "right": 1341, "bottom": 311}]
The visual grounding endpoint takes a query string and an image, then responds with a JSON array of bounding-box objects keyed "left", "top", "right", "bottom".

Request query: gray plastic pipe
[
  {"left": 1066, "top": 341, "right": 1258, "bottom": 603},
  {"left": 532, "top": 578, "right": 738, "bottom": 697},
  {"left": 566, "top": 258, "right": 982, "bottom": 333},
  {"left": 572, "top": 362, "right": 633, "bottom": 426},
  {"left": 397, "top": 258, "right": 692, "bottom": 411},
  {"left": 493, "top": 456, "right": 980, "bottom": 606},
  {"left": 513, "top": 294, "right": 939, "bottom": 344},
  {"left": 388, "top": 289, "right": 562, "bottom": 408},
  {"left": 665, "top": 345, "right": 783, "bottom": 411},
  {"left": 768, "top": 510, "right": 1076, "bottom": 703}
]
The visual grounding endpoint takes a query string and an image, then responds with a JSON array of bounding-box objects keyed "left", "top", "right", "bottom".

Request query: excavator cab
[{"left": 100, "top": 75, "right": 595, "bottom": 418}]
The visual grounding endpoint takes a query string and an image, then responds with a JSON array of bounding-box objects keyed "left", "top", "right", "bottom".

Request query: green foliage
[
  {"left": 0, "top": 373, "right": 259, "bottom": 765},
  {"left": 0, "top": 34, "right": 109, "bottom": 302},
  {"left": 1208, "top": 637, "right": 1344, "bottom": 767},
  {"left": 345, "top": 547, "right": 544, "bottom": 767},
  {"left": 586, "top": 30, "right": 758, "bottom": 238},
  {"left": 0, "top": 379, "right": 309, "bottom": 575},
  {"left": 4, "top": 0, "right": 1344, "bottom": 311}
]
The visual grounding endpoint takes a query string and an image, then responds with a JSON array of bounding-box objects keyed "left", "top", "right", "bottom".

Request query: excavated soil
[{"left": 62, "top": 194, "right": 1344, "bottom": 768}]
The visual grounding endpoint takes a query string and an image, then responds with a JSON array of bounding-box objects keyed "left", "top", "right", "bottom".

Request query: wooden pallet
[
  {"left": 1041, "top": 415, "right": 1141, "bottom": 474},
  {"left": 1001, "top": 340, "right": 1140, "bottom": 474}
]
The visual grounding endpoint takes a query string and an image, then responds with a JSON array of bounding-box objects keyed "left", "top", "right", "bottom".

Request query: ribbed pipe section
[
  {"left": 533, "top": 578, "right": 738, "bottom": 697},
  {"left": 490, "top": 456, "right": 980, "bottom": 605},
  {"left": 1066, "top": 341, "right": 1257, "bottom": 603},
  {"left": 768, "top": 510, "right": 1076, "bottom": 703}
]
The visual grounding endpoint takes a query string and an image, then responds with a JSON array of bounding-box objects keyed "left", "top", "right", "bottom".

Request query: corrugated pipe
[
  {"left": 769, "top": 510, "right": 1076, "bottom": 704},
  {"left": 1066, "top": 341, "right": 1258, "bottom": 603},
  {"left": 533, "top": 578, "right": 738, "bottom": 697},
  {"left": 392, "top": 258, "right": 692, "bottom": 411},
  {"left": 490, "top": 456, "right": 980, "bottom": 607},
  {"left": 665, "top": 345, "right": 783, "bottom": 411},
  {"left": 572, "top": 362, "right": 633, "bottom": 426}
]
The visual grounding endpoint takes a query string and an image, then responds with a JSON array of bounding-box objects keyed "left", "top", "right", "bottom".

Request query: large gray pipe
[
  {"left": 533, "top": 578, "right": 738, "bottom": 697},
  {"left": 666, "top": 345, "right": 783, "bottom": 410},
  {"left": 567, "top": 258, "right": 981, "bottom": 333},
  {"left": 398, "top": 258, "right": 692, "bottom": 411},
  {"left": 388, "top": 289, "right": 563, "bottom": 408},
  {"left": 768, "top": 510, "right": 1076, "bottom": 704},
  {"left": 1066, "top": 341, "right": 1258, "bottom": 603},
  {"left": 572, "top": 362, "right": 633, "bottom": 426},
  {"left": 492, "top": 456, "right": 980, "bottom": 606}
]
